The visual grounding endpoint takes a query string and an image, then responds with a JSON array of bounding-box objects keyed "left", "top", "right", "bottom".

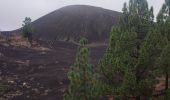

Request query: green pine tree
[
  {"left": 99, "top": 27, "right": 133, "bottom": 98},
  {"left": 65, "top": 38, "right": 100, "bottom": 100},
  {"left": 22, "top": 17, "right": 33, "bottom": 43},
  {"left": 120, "top": 0, "right": 154, "bottom": 34},
  {"left": 119, "top": 1, "right": 164, "bottom": 99},
  {"left": 157, "top": 1, "right": 170, "bottom": 99},
  {"left": 158, "top": 44, "right": 170, "bottom": 99},
  {"left": 100, "top": 0, "right": 167, "bottom": 99},
  {"left": 157, "top": 0, "right": 170, "bottom": 41},
  {"left": 134, "top": 29, "right": 167, "bottom": 99}
]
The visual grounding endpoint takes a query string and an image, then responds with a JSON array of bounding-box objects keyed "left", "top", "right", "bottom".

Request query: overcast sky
[{"left": 0, "top": 0, "right": 164, "bottom": 31}]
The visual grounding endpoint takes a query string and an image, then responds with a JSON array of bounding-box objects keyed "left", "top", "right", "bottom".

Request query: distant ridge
[{"left": 4, "top": 5, "right": 122, "bottom": 43}]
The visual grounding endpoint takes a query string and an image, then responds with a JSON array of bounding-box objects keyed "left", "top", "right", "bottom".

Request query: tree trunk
[
  {"left": 165, "top": 73, "right": 169, "bottom": 91},
  {"left": 136, "top": 96, "right": 140, "bottom": 100},
  {"left": 83, "top": 65, "right": 88, "bottom": 100},
  {"left": 164, "top": 73, "right": 169, "bottom": 100},
  {"left": 109, "top": 95, "right": 113, "bottom": 100},
  {"left": 135, "top": 70, "right": 140, "bottom": 100}
]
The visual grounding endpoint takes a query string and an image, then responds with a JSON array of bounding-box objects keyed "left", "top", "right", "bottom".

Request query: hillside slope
[{"left": 31, "top": 5, "right": 121, "bottom": 42}]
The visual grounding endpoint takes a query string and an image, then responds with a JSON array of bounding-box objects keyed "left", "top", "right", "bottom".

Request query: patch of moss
[{"left": 0, "top": 84, "right": 9, "bottom": 94}]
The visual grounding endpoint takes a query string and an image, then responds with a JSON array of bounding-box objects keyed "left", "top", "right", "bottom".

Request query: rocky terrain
[
  {"left": 0, "top": 36, "right": 107, "bottom": 100},
  {"left": 0, "top": 5, "right": 118, "bottom": 100},
  {"left": 0, "top": 5, "right": 167, "bottom": 100}
]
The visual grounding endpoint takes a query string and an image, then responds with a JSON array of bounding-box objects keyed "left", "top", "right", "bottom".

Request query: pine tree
[
  {"left": 120, "top": 0, "right": 154, "bottom": 34},
  {"left": 157, "top": 0, "right": 170, "bottom": 41},
  {"left": 100, "top": 0, "right": 167, "bottom": 99},
  {"left": 134, "top": 29, "right": 167, "bottom": 99},
  {"left": 119, "top": 1, "right": 163, "bottom": 99},
  {"left": 65, "top": 38, "right": 100, "bottom": 100},
  {"left": 100, "top": 25, "right": 140, "bottom": 99},
  {"left": 22, "top": 17, "right": 32, "bottom": 43},
  {"left": 157, "top": 1, "right": 170, "bottom": 99},
  {"left": 158, "top": 44, "right": 170, "bottom": 99},
  {"left": 165, "top": 0, "right": 170, "bottom": 15}
]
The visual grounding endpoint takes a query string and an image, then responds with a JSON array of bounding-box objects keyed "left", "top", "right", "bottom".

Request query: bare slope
[{"left": 31, "top": 5, "right": 121, "bottom": 42}]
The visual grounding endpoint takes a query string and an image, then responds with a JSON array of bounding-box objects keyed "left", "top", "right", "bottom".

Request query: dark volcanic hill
[{"left": 31, "top": 5, "right": 121, "bottom": 42}]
